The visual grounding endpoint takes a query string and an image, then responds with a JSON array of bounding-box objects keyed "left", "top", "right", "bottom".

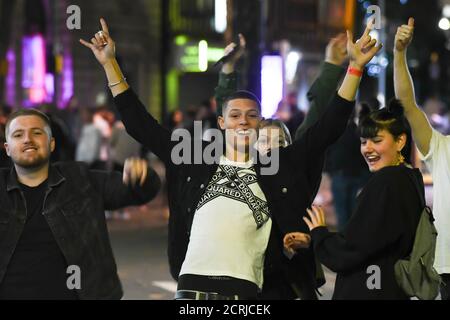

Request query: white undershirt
[
  {"left": 419, "top": 129, "right": 450, "bottom": 274},
  {"left": 179, "top": 156, "right": 272, "bottom": 288}
]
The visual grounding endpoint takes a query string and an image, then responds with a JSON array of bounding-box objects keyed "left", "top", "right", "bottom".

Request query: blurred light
[
  {"left": 261, "top": 55, "right": 283, "bottom": 118},
  {"left": 207, "top": 47, "right": 225, "bottom": 62},
  {"left": 400, "top": 0, "right": 408, "bottom": 5},
  {"left": 22, "top": 35, "right": 46, "bottom": 106},
  {"left": 175, "top": 35, "right": 188, "bottom": 46},
  {"left": 363, "top": 1, "right": 371, "bottom": 10},
  {"left": 198, "top": 40, "right": 208, "bottom": 72},
  {"left": 379, "top": 56, "right": 389, "bottom": 68},
  {"left": 409, "top": 59, "right": 420, "bottom": 68},
  {"left": 5, "top": 49, "right": 15, "bottom": 106},
  {"left": 61, "top": 53, "right": 73, "bottom": 108},
  {"left": 95, "top": 93, "right": 107, "bottom": 107},
  {"left": 369, "top": 29, "right": 379, "bottom": 41},
  {"left": 443, "top": 5, "right": 450, "bottom": 18},
  {"left": 285, "top": 51, "right": 302, "bottom": 84},
  {"left": 367, "top": 64, "right": 381, "bottom": 77},
  {"left": 438, "top": 17, "right": 450, "bottom": 31},
  {"left": 215, "top": 0, "right": 227, "bottom": 33},
  {"left": 45, "top": 73, "right": 54, "bottom": 103},
  {"left": 377, "top": 93, "right": 385, "bottom": 107}
]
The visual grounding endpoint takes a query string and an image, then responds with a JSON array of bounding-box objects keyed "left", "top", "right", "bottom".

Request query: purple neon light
[
  {"left": 45, "top": 73, "right": 54, "bottom": 102},
  {"left": 5, "top": 49, "right": 16, "bottom": 106},
  {"left": 59, "top": 53, "right": 74, "bottom": 109},
  {"left": 261, "top": 55, "right": 283, "bottom": 119},
  {"left": 22, "top": 35, "right": 47, "bottom": 106}
]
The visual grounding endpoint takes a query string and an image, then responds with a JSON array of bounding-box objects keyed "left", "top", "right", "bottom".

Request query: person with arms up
[
  {"left": 215, "top": 33, "right": 349, "bottom": 299},
  {"left": 81, "top": 19, "right": 381, "bottom": 300},
  {"left": 394, "top": 17, "right": 450, "bottom": 300}
]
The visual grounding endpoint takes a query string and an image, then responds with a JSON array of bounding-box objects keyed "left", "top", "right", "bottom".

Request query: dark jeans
[
  {"left": 441, "top": 274, "right": 450, "bottom": 300},
  {"left": 331, "top": 171, "right": 370, "bottom": 231}
]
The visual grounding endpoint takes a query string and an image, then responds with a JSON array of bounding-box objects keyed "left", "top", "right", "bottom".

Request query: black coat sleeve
[
  {"left": 295, "top": 62, "right": 345, "bottom": 140},
  {"left": 113, "top": 89, "right": 172, "bottom": 164},
  {"left": 289, "top": 94, "right": 354, "bottom": 164},
  {"left": 89, "top": 165, "right": 161, "bottom": 211}
]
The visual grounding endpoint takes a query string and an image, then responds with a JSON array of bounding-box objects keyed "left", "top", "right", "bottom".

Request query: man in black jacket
[
  {"left": 0, "top": 109, "right": 161, "bottom": 300},
  {"left": 82, "top": 18, "right": 381, "bottom": 299}
]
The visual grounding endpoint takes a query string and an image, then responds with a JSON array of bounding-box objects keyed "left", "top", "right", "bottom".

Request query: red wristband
[{"left": 348, "top": 66, "right": 364, "bottom": 77}]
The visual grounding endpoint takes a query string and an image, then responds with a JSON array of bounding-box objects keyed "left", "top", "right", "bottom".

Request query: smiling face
[
  {"left": 360, "top": 129, "right": 406, "bottom": 172},
  {"left": 4, "top": 115, "right": 55, "bottom": 169},
  {"left": 218, "top": 98, "right": 262, "bottom": 154},
  {"left": 257, "top": 125, "right": 287, "bottom": 155}
]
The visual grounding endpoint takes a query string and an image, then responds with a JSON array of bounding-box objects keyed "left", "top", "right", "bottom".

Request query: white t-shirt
[
  {"left": 179, "top": 156, "right": 272, "bottom": 288},
  {"left": 419, "top": 129, "right": 450, "bottom": 274}
]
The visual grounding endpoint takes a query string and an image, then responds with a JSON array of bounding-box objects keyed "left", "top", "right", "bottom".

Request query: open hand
[
  {"left": 303, "top": 205, "right": 327, "bottom": 231},
  {"left": 222, "top": 34, "right": 247, "bottom": 73}
]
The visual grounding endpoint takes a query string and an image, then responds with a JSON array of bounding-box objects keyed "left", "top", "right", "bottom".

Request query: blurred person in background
[{"left": 75, "top": 107, "right": 102, "bottom": 167}]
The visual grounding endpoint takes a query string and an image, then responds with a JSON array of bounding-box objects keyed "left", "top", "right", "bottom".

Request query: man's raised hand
[
  {"left": 325, "top": 33, "right": 348, "bottom": 66},
  {"left": 395, "top": 18, "right": 414, "bottom": 52},
  {"left": 221, "top": 34, "right": 247, "bottom": 74},
  {"left": 80, "top": 18, "right": 116, "bottom": 66}
]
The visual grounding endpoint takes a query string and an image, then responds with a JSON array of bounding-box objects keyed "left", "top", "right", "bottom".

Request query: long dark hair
[{"left": 358, "top": 99, "right": 412, "bottom": 164}]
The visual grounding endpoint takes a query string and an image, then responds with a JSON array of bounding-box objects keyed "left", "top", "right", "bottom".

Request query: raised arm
[
  {"left": 294, "top": 21, "right": 383, "bottom": 156},
  {"left": 80, "top": 18, "right": 129, "bottom": 97},
  {"left": 215, "top": 34, "right": 246, "bottom": 115},
  {"left": 295, "top": 33, "right": 347, "bottom": 140},
  {"left": 394, "top": 17, "right": 432, "bottom": 155},
  {"left": 80, "top": 18, "right": 172, "bottom": 163}
]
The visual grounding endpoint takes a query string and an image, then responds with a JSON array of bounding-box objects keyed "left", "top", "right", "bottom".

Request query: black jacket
[
  {"left": 311, "top": 165, "right": 423, "bottom": 299},
  {"left": 114, "top": 88, "right": 354, "bottom": 299},
  {"left": 0, "top": 162, "right": 160, "bottom": 299}
]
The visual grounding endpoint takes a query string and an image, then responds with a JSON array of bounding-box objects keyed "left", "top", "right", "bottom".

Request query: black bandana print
[{"left": 196, "top": 165, "right": 270, "bottom": 229}]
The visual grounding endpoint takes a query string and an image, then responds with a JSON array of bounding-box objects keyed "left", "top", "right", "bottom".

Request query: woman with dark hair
[{"left": 304, "top": 99, "right": 424, "bottom": 299}]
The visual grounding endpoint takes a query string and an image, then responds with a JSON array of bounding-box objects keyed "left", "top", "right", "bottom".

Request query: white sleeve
[{"left": 418, "top": 129, "right": 441, "bottom": 161}]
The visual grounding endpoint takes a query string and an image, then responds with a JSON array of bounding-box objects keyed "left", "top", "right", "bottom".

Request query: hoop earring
[{"left": 397, "top": 152, "right": 405, "bottom": 166}]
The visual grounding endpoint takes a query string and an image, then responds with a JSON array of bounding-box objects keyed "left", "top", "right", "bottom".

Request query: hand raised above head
[
  {"left": 325, "top": 33, "right": 348, "bottom": 66},
  {"left": 395, "top": 17, "right": 415, "bottom": 52},
  {"left": 346, "top": 20, "right": 383, "bottom": 69},
  {"left": 80, "top": 18, "right": 116, "bottom": 66},
  {"left": 221, "top": 34, "right": 247, "bottom": 73}
]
